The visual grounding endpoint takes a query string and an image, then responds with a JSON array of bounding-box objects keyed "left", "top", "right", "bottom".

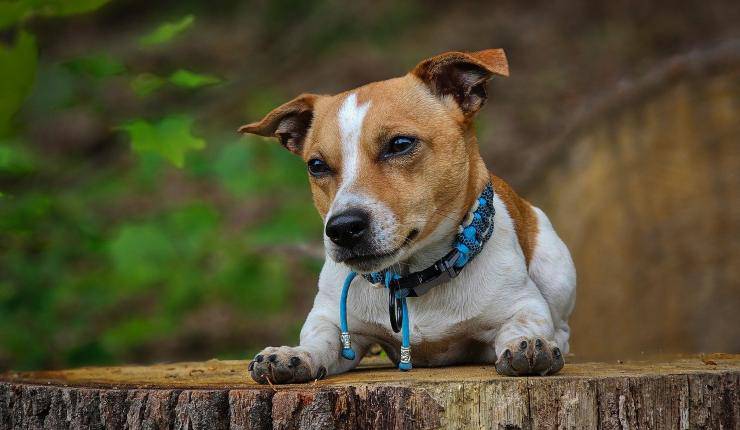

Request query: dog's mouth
[{"left": 335, "top": 229, "right": 419, "bottom": 272}]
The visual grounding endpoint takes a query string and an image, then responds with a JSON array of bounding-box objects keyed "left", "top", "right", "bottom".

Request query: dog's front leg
[
  {"left": 249, "top": 304, "right": 369, "bottom": 384},
  {"left": 493, "top": 286, "right": 565, "bottom": 376}
]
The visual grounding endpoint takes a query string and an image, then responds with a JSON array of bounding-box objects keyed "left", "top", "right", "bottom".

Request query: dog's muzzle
[{"left": 325, "top": 208, "right": 370, "bottom": 249}]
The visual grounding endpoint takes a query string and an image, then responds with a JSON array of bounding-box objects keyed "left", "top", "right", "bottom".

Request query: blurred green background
[{"left": 1, "top": 1, "right": 738, "bottom": 371}]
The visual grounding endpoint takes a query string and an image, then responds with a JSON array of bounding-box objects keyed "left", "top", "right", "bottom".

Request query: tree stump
[{"left": 1, "top": 354, "right": 738, "bottom": 429}]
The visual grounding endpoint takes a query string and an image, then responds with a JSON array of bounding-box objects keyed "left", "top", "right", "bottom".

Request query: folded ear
[
  {"left": 238, "top": 93, "right": 320, "bottom": 155},
  {"left": 411, "top": 49, "right": 509, "bottom": 119}
]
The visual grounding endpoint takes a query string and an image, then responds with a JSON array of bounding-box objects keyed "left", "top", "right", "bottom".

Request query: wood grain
[{"left": 1, "top": 354, "right": 738, "bottom": 429}]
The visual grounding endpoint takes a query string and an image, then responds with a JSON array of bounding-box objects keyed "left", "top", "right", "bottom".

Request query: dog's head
[{"left": 240, "top": 49, "right": 508, "bottom": 273}]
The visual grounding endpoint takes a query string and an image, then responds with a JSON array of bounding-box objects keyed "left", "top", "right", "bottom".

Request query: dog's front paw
[
  {"left": 495, "top": 337, "right": 564, "bottom": 376},
  {"left": 248, "top": 346, "right": 326, "bottom": 384}
]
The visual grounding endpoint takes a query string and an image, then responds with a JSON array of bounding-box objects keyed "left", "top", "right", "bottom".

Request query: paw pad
[
  {"left": 249, "top": 347, "right": 317, "bottom": 384},
  {"left": 495, "top": 337, "right": 564, "bottom": 376}
]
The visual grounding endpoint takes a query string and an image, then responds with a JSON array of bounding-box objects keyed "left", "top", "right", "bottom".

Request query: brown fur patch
[
  {"left": 241, "top": 49, "right": 520, "bottom": 267},
  {"left": 301, "top": 76, "right": 484, "bottom": 251},
  {"left": 491, "top": 174, "right": 539, "bottom": 265}
]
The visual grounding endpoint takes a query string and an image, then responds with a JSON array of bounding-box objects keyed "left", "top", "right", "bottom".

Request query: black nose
[{"left": 325, "top": 209, "right": 370, "bottom": 248}]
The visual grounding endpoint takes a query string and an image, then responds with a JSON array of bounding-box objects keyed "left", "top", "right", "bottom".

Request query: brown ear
[
  {"left": 411, "top": 49, "right": 509, "bottom": 118},
  {"left": 238, "top": 93, "right": 319, "bottom": 154}
]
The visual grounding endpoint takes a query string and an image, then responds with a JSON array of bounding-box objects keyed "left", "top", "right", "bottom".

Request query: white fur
[
  {"left": 335, "top": 92, "right": 369, "bottom": 200},
  {"left": 324, "top": 93, "right": 399, "bottom": 262},
  {"left": 528, "top": 206, "right": 577, "bottom": 353},
  {"left": 259, "top": 98, "right": 577, "bottom": 378},
  {"left": 293, "top": 193, "right": 577, "bottom": 374}
]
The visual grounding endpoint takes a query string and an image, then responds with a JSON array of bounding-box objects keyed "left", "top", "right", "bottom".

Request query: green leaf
[
  {"left": 139, "top": 14, "right": 194, "bottom": 47},
  {"left": 0, "top": 31, "right": 37, "bottom": 136},
  {"left": 130, "top": 73, "right": 165, "bottom": 97},
  {"left": 64, "top": 53, "right": 125, "bottom": 78},
  {"left": 169, "top": 69, "right": 221, "bottom": 88},
  {"left": 131, "top": 70, "right": 221, "bottom": 96},
  {"left": 119, "top": 115, "right": 206, "bottom": 168}
]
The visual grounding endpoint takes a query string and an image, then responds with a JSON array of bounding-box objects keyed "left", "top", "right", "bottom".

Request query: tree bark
[{"left": 1, "top": 354, "right": 737, "bottom": 429}]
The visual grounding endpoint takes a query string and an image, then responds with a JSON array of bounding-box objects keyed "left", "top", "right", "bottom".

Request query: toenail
[
  {"left": 553, "top": 348, "right": 561, "bottom": 358},
  {"left": 289, "top": 356, "right": 301, "bottom": 368},
  {"left": 535, "top": 339, "right": 543, "bottom": 349},
  {"left": 519, "top": 340, "right": 528, "bottom": 350},
  {"left": 255, "top": 355, "right": 264, "bottom": 363},
  {"left": 268, "top": 354, "right": 277, "bottom": 363}
]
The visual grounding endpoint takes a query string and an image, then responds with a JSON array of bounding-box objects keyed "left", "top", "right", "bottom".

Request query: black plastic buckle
[
  {"left": 416, "top": 249, "right": 463, "bottom": 292},
  {"left": 437, "top": 249, "right": 463, "bottom": 280}
]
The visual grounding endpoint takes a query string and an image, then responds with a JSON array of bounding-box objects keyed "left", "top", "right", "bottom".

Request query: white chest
[{"left": 317, "top": 196, "right": 533, "bottom": 365}]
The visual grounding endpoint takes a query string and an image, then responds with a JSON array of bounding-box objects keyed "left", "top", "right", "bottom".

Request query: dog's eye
[
  {"left": 383, "top": 136, "right": 417, "bottom": 158},
  {"left": 307, "top": 158, "right": 332, "bottom": 177}
]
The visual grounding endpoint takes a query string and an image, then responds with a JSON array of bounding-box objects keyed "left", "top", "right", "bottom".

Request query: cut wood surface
[{"left": 1, "top": 354, "right": 738, "bottom": 429}]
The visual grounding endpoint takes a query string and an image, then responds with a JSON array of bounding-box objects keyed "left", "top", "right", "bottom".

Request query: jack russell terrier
[{"left": 240, "top": 49, "right": 576, "bottom": 383}]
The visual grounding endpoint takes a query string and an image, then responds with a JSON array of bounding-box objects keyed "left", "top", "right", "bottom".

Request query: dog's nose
[{"left": 325, "top": 209, "right": 370, "bottom": 248}]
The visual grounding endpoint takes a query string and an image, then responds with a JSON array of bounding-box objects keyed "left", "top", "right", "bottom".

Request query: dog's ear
[
  {"left": 412, "top": 49, "right": 508, "bottom": 119},
  {"left": 238, "top": 93, "right": 320, "bottom": 155}
]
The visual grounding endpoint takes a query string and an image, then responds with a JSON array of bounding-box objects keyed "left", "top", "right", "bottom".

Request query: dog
[{"left": 239, "top": 49, "right": 576, "bottom": 383}]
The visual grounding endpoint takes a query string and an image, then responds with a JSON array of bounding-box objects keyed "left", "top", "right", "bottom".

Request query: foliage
[
  {"left": 0, "top": 130, "right": 319, "bottom": 369},
  {"left": 0, "top": 0, "right": 115, "bottom": 134},
  {"left": 131, "top": 70, "right": 222, "bottom": 97},
  {"left": 120, "top": 115, "right": 206, "bottom": 168},
  {"left": 138, "top": 14, "right": 195, "bottom": 46},
  {"left": 169, "top": 70, "right": 221, "bottom": 88},
  {"left": 63, "top": 54, "right": 126, "bottom": 78},
  {"left": 131, "top": 73, "right": 166, "bottom": 97},
  {"left": 0, "top": 3, "right": 321, "bottom": 370},
  {"left": 0, "top": 31, "right": 37, "bottom": 135},
  {"left": 0, "top": 0, "right": 111, "bottom": 29}
]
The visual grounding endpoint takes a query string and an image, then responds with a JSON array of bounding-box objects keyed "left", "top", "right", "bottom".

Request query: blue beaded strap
[
  {"left": 339, "top": 269, "right": 412, "bottom": 371},
  {"left": 339, "top": 271, "right": 357, "bottom": 360},
  {"left": 339, "top": 182, "right": 495, "bottom": 371},
  {"left": 454, "top": 183, "right": 495, "bottom": 269},
  {"left": 398, "top": 295, "right": 411, "bottom": 371}
]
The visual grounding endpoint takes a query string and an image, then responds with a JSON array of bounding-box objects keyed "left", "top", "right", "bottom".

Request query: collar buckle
[
  {"left": 437, "top": 249, "right": 463, "bottom": 279},
  {"left": 396, "top": 249, "right": 462, "bottom": 296}
]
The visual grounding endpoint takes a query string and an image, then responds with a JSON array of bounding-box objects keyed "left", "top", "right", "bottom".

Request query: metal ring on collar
[{"left": 388, "top": 287, "right": 403, "bottom": 333}]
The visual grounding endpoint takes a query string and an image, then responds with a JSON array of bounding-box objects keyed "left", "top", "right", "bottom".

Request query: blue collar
[{"left": 339, "top": 182, "right": 496, "bottom": 371}]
